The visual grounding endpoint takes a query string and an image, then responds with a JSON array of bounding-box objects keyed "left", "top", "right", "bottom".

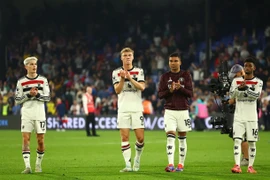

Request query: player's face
[
  {"left": 25, "top": 60, "right": 37, "bottom": 74},
  {"left": 169, "top": 57, "right": 181, "bottom": 72},
  {"left": 244, "top": 62, "right": 255, "bottom": 75},
  {"left": 121, "top": 52, "right": 134, "bottom": 65}
]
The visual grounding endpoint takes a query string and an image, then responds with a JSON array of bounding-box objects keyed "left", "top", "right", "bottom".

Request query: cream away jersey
[
  {"left": 229, "top": 76, "right": 263, "bottom": 122},
  {"left": 112, "top": 66, "right": 145, "bottom": 112},
  {"left": 15, "top": 75, "right": 50, "bottom": 120}
]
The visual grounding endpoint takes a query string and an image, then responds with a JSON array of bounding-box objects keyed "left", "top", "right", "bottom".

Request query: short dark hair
[
  {"left": 169, "top": 52, "right": 181, "bottom": 59},
  {"left": 244, "top": 56, "right": 257, "bottom": 67}
]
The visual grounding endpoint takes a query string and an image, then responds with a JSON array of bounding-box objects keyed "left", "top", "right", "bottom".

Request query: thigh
[
  {"left": 164, "top": 110, "right": 177, "bottom": 133},
  {"left": 246, "top": 121, "right": 258, "bottom": 142},
  {"left": 177, "top": 110, "right": 192, "bottom": 132},
  {"left": 35, "top": 120, "right": 46, "bottom": 134},
  {"left": 21, "top": 120, "right": 34, "bottom": 133},
  {"left": 117, "top": 112, "right": 131, "bottom": 129},
  {"left": 131, "top": 112, "right": 144, "bottom": 130},
  {"left": 233, "top": 121, "right": 245, "bottom": 140}
]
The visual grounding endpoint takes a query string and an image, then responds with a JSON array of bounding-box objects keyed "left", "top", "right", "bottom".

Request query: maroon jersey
[{"left": 158, "top": 70, "right": 193, "bottom": 110}]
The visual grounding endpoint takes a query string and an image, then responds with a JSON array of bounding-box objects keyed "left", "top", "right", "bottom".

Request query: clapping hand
[
  {"left": 120, "top": 70, "right": 126, "bottom": 79},
  {"left": 30, "top": 87, "right": 38, "bottom": 96},
  {"left": 175, "top": 80, "right": 181, "bottom": 90}
]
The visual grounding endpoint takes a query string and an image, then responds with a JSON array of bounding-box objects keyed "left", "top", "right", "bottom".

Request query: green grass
[{"left": 0, "top": 130, "right": 269, "bottom": 180}]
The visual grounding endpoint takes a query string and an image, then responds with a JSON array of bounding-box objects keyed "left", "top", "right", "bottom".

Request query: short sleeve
[
  {"left": 137, "top": 68, "right": 145, "bottom": 82},
  {"left": 112, "top": 70, "right": 120, "bottom": 85}
]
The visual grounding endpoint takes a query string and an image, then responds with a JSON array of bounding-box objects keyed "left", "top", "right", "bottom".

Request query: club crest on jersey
[
  {"left": 179, "top": 77, "right": 185, "bottom": 88},
  {"left": 179, "top": 77, "right": 185, "bottom": 82}
]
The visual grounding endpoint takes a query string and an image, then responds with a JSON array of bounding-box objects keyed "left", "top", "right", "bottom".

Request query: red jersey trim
[
  {"left": 21, "top": 80, "right": 44, "bottom": 86},
  {"left": 236, "top": 81, "right": 258, "bottom": 85},
  {"left": 117, "top": 71, "right": 139, "bottom": 76}
]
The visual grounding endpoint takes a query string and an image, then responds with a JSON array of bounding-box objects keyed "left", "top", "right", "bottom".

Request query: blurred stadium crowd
[{"left": 1, "top": 0, "right": 270, "bottom": 130}]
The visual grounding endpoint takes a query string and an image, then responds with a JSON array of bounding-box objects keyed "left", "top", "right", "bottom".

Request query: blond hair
[
  {"left": 24, "top": 56, "right": 38, "bottom": 65},
  {"left": 120, "top": 47, "right": 134, "bottom": 56}
]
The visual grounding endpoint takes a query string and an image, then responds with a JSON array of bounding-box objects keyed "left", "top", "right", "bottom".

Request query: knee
[
  {"left": 121, "top": 135, "right": 129, "bottom": 142},
  {"left": 22, "top": 134, "right": 30, "bottom": 144},
  {"left": 248, "top": 141, "right": 256, "bottom": 148},
  {"left": 37, "top": 136, "right": 44, "bottom": 146},
  {"left": 234, "top": 138, "right": 242, "bottom": 145},
  {"left": 136, "top": 137, "right": 144, "bottom": 143}
]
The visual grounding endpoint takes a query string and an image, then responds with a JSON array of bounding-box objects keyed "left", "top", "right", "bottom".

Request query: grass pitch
[{"left": 0, "top": 130, "right": 269, "bottom": 180}]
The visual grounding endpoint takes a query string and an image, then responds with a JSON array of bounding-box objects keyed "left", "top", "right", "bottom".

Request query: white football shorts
[
  {"left": 117, "top": 112, "right": 144, "bottom": 129},
  {"left": 164, "top": 109, "right": 192, "bottom": 132},
  {"left": 233, "top": 120, "right": 258, "bottom": 142},
  {"left": 21, "top": 119, "right": 47, "bottom": 134}
]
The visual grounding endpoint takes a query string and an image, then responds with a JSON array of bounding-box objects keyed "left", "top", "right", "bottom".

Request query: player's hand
[
  {"left": 30, "top": 87, "right": 38, "bottom": 96},
  {"left": 238, "top": 81, "right": 248, "bottom": 91},
  {"left": 119, "top": 70, "right": 126, "bottom": 79},
  {"left": 175, "top": 80, "right": 181, "bottom": 90},
  {"left": 125, "top": 71, "right": 131, "bottom": 80},
  {"left": 169, "top": 82, "right": 176, "bottom": 93}
]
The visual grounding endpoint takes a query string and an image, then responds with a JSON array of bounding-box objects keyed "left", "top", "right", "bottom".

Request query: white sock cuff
[{"left": 121, "top": 141, "right": 129, "bottom": 146}]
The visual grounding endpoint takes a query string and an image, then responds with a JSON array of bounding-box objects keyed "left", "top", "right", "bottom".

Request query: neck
[
  {"left": 171, "top": 69, "right": 180, "bottom": 73},
  {"left": 123, "top": 65, "right": 133, "bottom": 71},
  {"left": 244, "top": 74, "right": 254, "bottom": 80},
  {"left": 27, "top": 73, "right": 37, "bottom": 79}
]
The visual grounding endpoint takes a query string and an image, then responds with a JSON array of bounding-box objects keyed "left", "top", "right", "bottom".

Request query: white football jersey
[
  {"left": 229, "top": 76, "right": 263, "bottom": 122},
  {"left": 112, "top": 66, "right": 145, "bottom": 113},
  {"left": 15, "top": 75, "right": 50, "bottom": 120}
]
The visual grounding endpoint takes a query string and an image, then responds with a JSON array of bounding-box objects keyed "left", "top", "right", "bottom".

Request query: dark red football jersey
[{"left": 158, "top": 70, "right": 193, "bottom": 110}]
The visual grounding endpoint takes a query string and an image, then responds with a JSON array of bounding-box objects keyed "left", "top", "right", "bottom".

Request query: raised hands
[
  {"left": 120, "top": 70, "right": 131, "bottom": 80},
  {"left": 29, "top": 87, "right": 38, "bottom": 96}
]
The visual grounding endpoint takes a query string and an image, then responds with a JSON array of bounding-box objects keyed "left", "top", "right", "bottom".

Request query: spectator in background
[
  {"left": 142, "top": 96, "right": 153, "bottom": 117},
  {"left": 82, "top": 86, "right": 98, "bottom": 137},
  {"left": 69, "top": 100, "right": 81, "bottom": 115},
  {"left": 55, "top": 98, "right": 66, "bottom": 132},
  {"left": 194, "top": 96, "right": 208, "bottom": 131}
]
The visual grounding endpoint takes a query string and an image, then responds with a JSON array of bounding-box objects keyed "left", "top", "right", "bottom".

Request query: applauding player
[
  {"left": 112, "top": 47, "right": 145, "bottom": 172},
  {"left": 158, "top": 52, "right": 193, "bottom": 172},
  {"left": 15, "top": 57, "right": 50, "bottom": 173},
  {"left": 230, "top": 57, "right": 263, "bottom": 174}
]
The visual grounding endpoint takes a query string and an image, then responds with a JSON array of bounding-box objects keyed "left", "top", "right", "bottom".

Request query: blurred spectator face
[
  {"left": 86, "top": 86, "right": 92, "bottom": 94},
  {"left": 56, "top": 98, "right": 62, "bottom": 104}
]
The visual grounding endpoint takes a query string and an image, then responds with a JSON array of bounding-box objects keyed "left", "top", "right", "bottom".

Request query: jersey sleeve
[
  {"left": 158, "top": 74, "right": 172, "bottom": 99},
  {"left": 229, "top": 78, "right": 244, "bottom": 99},
  {"left": 112, "top": 70, "right": 120, "bottom": 85},
  {"left": 36, "top": 78, "right": 51, "bottom": 102},
  {"left": 15, "top": 80, "right": 31, "bottom": 105},
  {"left": 246, "top": 80, "right": 263, "bottom": 100},
  {"left": 137, "top": 68, "right": 145, "bottom": 82},
  {"left": 177, "top": 71, "right": 193, "bottom": 98}
]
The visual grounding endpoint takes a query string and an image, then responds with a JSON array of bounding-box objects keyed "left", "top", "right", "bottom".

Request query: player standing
[
  {"left": 15, "top": 57, "right": 50, "bottom": 173},
  {"left": 158, "top": 52, "right": 193, "bottom": 172},
  {"left": 230, "top": 57, "right": 263, "bottom": 173},
  {"left": 112, "top": 47, "right": 145, "bottom": 172}
]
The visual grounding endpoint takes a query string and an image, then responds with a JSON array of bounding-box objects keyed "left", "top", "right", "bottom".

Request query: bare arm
[
  {"left": 128, "top": 78, "right": 145, "bottom": 91},
  {"left": 114, "top": 77, "right": 125, "bottom": 94}
]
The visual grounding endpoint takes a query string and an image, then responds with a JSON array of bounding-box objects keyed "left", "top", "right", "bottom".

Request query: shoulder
[
  {"left": 255, "top": 77, "right": 263, "bottom": 83},
  {"left": 133, "top": 66, "right": 144, "bottom": 71},
  {"left": 38, "top": 75, "right": 48, "bottom": 80},
  {"left": 112, "top": 67, "right": 122, "bottom": 73},
  {"left": 181, "top": 70, "right": 191, "bottom": 76},
  {"left": 17, "top": 76, "right": 26, "bottom": 82}
]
